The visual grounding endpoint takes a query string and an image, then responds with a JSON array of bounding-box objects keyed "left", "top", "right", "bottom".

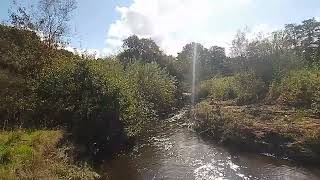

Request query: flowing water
[
  {"left": 101, "top": 42, "right": 320, "bottom": 180},
  {"left": 101, "top": 109, "right": 320, "bottom": 180}
]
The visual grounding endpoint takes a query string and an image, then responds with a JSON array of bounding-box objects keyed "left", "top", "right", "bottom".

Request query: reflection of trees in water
[{"left": 102, "top": 157, "right": 141, "bottom": 180}]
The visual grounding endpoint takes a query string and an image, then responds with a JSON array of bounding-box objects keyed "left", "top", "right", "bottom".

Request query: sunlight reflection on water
[{"left": 102, "top": 109, "right": 320, "bottom": 180}]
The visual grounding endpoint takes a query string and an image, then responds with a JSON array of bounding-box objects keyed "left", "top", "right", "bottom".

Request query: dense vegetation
[
  {"left": 0, "top": 23, "right": 179, "bottom": 176},
  {"left": 0, "top": 130, "right": 98, "bottom": 179},
  {"left": 195, "top": 18, "right": 320, "bottom": 108},
  {"left": 0, "top": 23, "right": 179, "bottom": 149},
  {"left": 192, "top": 18, "right": 320, "bottom": 163},
  {"left": 1, "top": 0, "right": 320, "bottom": 176}
]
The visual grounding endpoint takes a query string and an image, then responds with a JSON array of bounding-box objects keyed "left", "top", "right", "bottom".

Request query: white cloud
[
  {"left": 105, "top": 0, "right": 283, "bottom": 56},
  {"left": 248, "top": 24, "right": 279, "bottom": 40}
]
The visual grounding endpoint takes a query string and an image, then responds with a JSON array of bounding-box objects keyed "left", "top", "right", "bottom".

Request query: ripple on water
[
  {"left": 194, "top": 163, "right": 225, "bottom": 180},
  {"left": 193, "top": 157, "right": 252, "bottom": 180},
  {"left": 150, "top": 136, "right": 174, "bottom": 151},
  {"left": 102, "top": 109, "right": 320, "bottom": 180}
]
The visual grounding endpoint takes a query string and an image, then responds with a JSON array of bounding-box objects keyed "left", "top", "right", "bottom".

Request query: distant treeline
[{"left": 196, "top": 18, "right": 320, "bottom": 111}]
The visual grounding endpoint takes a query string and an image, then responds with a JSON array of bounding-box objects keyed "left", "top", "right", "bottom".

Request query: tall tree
[
  {"left": 10, "top": 0, "right": 77, "bottom": 48},
  {"left": 118, "top": 35, "right": 163, "bottom": 66},
  {"left": 207, "top": 46, "right": 227, "bottom": 75},
  {"left": 176, "top": 42, "right": 227, "bottom": 83},
  {"left": 283, "top": 18, "right": 320, "bottom": 65},
  {"left": 231, "top": 29, "right": 249, "bottom": 58}
]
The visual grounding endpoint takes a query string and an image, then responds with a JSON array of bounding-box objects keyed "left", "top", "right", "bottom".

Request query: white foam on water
[
  {"left": 227, "top": 161, "right": 240, "bottom": 171},
  {"left": 194, "top": 163, "right": 227, "bottom": 180}
]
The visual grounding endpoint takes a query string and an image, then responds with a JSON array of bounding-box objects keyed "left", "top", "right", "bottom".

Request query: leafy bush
[
  {"left": 0, "top": 25, "right": 179, "bottom": 156},
  {"left": 233, "top": 72, "right": 266, "bottom": 105},
  {"left": 271, "top": 68, "right": 320, "bottom": 110},
  {"left": 198, "top": 72, "right": 266, "bottom": 105},
  {"left": 199, "top": 76, "right": 236, "bottom": 100},
  {"left": 35, "top": 59, "right": 177, "bottom": 155},
  {"left": 0, "top": 24, "right": 48, "bottom": 77},
  {"left": 0, "top": 70, "right": 36, "bottom": 129},
  {"left": 127, "top": 62, "right": 177, "bottom": 115},
  {"left": 37, "top": 59, "right": 142, "bottom": 152}
]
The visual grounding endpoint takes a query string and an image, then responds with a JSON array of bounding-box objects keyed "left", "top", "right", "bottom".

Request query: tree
[
  {"left": 284, "top": 23, "right": 300, "bottom": 52},
  {"left": 231, "top": 29, "right": 249, "bottom": 57},
  {"left": 118, "top": 35, "right": 163, "bottom": 66},
  {"left": 283, "top": 18, "right": 320, "bottom": 65},
  {"left": 176, "top": 42, "right": 202, "bottom": 85},
  {"left": 176, "top": 42, "right": 227, "bottom": 84},
  {"left": 207, "top": 46, "right": 227, "bottom": 75},
  {"left": 246, "top": 38, "right": 272, "bottom": 58},
  {"left": 298, "top": 18, "right": 320, "bottom": 64},
  {"left": 10, "top": 0, "right": 77, "bottom": 48},
  {"left": 269, "top": 30, "right": 289, "bottom": 54},
  {"left": 0, "top": 24, "right": 48, "bottom": 77}
]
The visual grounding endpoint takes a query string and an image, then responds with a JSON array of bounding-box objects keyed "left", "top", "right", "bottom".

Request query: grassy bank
[
  {"left": 192, "top": 100, "right": 320, "bottom": 164},
  {"left": 0, "top": 129, "right": 99, "bottom": 179}
]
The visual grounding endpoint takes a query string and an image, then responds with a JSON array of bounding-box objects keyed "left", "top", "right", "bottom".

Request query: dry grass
[{"left": 193, "top": 100, "right": 320, "bottom": 163}]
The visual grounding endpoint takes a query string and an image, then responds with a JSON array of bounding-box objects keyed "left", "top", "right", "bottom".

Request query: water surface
[{"left": 101, "top": 109, "right": 320, "bottom": 180}]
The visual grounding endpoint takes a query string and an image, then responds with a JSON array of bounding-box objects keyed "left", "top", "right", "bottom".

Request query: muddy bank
[{"left": 192, "top": 99, "right": 320, "bottom": 164}]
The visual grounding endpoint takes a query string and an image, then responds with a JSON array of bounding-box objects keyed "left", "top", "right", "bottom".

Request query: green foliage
[
  {"left": 271, "top": 68, "right": 320, "bottom": 110},
  {"left": 2, "top": 13, "right": 320, "bottom": 172},
  {"left": 176, "top": 42, "right": 228, "bottom": 87},
  {"left": 233, "top": 72, "right": 266, "bottom": 105},
  {"left": 199, "top": 76, "right": 236, "bottom": 100},
  {"left": 0, "top": 130, "right": 97, "bottom": 179},
  {"left": 230, "top": 18, "right": 320, "bottom": 66},
  {"left": 0, "top": 24, "right": 179, "bottom": 160},
  {"left": 37, "top": 59, "right": 138, "bottom": 149},
  {"left": 198, "top": 72, "right": 266, "bottom": 105},
  {"left": 0, "top": 70, "right": 36, "bottom": 129},
  {"left": 118, "top": 35, "right": 163, "bottom": 66},
  {"left": 127, "top": 62, "right": 177, "bottom": 115},
  {"left": 35, "top": 58, "right": 177, "bottom": 155},
  {"left": 0, "top": 24, "right": 48, "bottom": 77}
]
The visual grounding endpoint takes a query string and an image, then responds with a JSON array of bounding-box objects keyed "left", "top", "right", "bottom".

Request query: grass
[
  {"left": 0, "top": 129, "right": 99, "bottom": 179},
  {"left": 192, "top": 100, "right": 320, "bottom": 163}
]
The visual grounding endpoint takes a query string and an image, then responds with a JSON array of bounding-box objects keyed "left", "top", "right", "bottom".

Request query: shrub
[
  {"left": 272, "top": 68, "right": 320, "bottom": 110},
  {"left": 36, "top": 59, "right": 177, "bottom": 155},
  {"left": 199, "top": 76, "right": 236, "bottom": 100},
  {"left": 0, "top": 24, "right": 48, "bottom": 77},
  {"left": 37, "top": 59, "right": 140, "bottom": 153},
  {"left": 233, "top": 72, "right": 266, "bottom": 105},
  {"left": 198, "top": 72, "right": 266, "bottom": 105},
  {"left": 0, "top": 70, "right": 36, "bottom": 129},
  {"left": 127, "top": 62, "right": 177, "bottom": 115}
]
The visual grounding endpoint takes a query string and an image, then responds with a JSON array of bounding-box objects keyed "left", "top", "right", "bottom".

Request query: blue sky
[{"left": 1, "top": 0, "right": 320, "bottom": 56}]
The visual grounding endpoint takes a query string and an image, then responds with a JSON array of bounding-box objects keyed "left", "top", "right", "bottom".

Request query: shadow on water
[{"left": 100, "top": 109, "right": 320, "bottom": 180}]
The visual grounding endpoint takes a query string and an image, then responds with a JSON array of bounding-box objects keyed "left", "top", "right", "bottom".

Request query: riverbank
[
  {"left": 192, "top": 99, "right": 320, "bottom": 164},
  {"left": 0, "top": 129, "right": 99, "bottom": 179}
]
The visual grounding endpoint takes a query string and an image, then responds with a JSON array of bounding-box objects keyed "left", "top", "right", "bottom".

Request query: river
[{"left": 101, "top": 109, "right": 320, "bottom": 180}]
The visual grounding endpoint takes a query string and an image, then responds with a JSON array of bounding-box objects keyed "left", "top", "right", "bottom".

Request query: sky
[{"left": 1, "top": 0, "right": 320, "bottom": 57}]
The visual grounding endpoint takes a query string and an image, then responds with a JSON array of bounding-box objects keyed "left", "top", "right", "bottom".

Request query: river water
[{"left": 101, "top": 109, "right": 320, "bottom": 180}]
